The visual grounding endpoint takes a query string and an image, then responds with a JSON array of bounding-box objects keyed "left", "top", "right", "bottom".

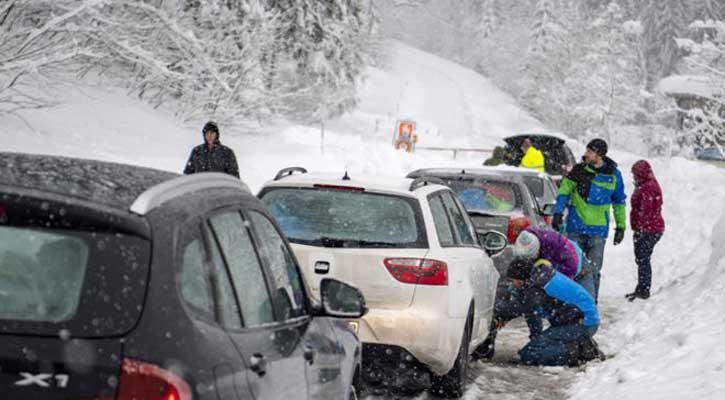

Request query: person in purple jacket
[
  {"left": 512, "top": 227, "right": 596, "bottom": 297},
  {"left": 473, "top": 227, "right": 595, "bottom": 359}
]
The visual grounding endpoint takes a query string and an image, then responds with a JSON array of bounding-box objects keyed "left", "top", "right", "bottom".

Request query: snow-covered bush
[{"left": 1, "top": 0, "right": 380, "bottom": 125}]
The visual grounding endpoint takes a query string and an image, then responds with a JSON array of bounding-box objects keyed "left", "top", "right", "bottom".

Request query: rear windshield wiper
[
  {"left": 466, "top": 210, "right": 500, "bottom": 218},
  {"left": 300, "top": 237, "right": 403, "bottom": 248}
]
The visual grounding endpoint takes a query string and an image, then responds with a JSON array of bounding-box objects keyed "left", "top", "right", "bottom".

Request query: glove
[
  {"left": 551, "top": 214, "right": 564, "bottom": 232},
  {"left": 613, "top": 228, "right": 625, "bottom": 245}
]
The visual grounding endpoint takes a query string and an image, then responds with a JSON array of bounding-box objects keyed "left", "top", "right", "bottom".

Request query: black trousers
[{"left": 633, "top": 231, "right": 663, "bottom": 293}]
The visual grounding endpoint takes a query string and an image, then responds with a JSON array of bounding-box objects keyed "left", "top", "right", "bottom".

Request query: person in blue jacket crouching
[{"left": 507, "top": 258, "right": 604, "bottom": 366}]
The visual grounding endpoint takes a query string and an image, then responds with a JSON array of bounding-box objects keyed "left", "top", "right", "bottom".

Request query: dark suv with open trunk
[{"left": 0, "top": 153, "right": 365, "bottom": 400}]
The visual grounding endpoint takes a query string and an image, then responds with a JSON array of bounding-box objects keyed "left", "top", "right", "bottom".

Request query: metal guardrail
[{"left": 415, "top": 146, "right": 494, "bottom": 159}]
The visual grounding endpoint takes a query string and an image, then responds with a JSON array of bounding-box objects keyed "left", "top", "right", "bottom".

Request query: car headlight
[{"left": 347, "top": 321, "right": 359, "bottom": 334}]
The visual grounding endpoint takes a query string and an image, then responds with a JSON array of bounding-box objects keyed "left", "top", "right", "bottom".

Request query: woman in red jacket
[{"left": 627, "top": 160, "right": 665, "bottom": 301}]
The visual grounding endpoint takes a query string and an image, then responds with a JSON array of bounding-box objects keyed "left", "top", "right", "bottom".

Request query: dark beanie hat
[
  {"left": 203, "top": 121, "right": 219, "bottom": 134},
  {"left": 507, "top": 257, "right": 534, "bottom": 280},
  {"left": 587, "top": 138, "right": 608, "bottom": 157}
]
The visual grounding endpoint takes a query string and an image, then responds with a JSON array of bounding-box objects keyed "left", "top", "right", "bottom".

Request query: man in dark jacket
[
  {"left": 508, "top": 258, "right": 602, "bottom": 366},
  {"left": 183, "top": 121, "right": 240, "bottom": 178}
]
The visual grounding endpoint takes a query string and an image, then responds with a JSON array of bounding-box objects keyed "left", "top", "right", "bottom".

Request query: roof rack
[
  {"left": 274, "top": 167, "right": 307, "bottom": 181},
  {"left": 409, "top": 177, "right": 447, "bottom": 192},
  {"left": 130, "top": 173, "right": 250, "bottom": 216}
]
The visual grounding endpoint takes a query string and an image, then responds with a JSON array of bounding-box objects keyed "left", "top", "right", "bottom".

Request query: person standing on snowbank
[
  {"left": 626, "top": 160, "right": 664, "bottom": 301},
  {"left": 183, "top": 121, "right": 240, "bottom": 178}
]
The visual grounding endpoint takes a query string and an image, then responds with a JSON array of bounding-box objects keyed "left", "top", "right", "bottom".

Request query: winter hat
[
  {"left": 632, "top": 160, "right": 654, "bottom": 184},
  {"left": 203, "top": 121, "right": 219, "bottom": 135},
  {"left": 587, "top": 138, "right": 608, "bottom": 157},
  {"left": 507, "top": 257, "right": 534, "bottom": 280},
  {"left": 512, "top": 230, "right": 540, "bottom": 259}
]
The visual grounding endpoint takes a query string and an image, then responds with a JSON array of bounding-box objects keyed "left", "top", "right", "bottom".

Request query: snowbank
[{"left": 569, "top": 157, "right": 725, "bottom": 400}]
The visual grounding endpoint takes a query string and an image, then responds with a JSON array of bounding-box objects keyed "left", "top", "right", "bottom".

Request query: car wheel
[{"left": 430, "top": 311, "right": 472, "bottom": 398}]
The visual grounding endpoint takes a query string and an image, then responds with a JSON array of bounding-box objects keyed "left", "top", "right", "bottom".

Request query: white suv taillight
[
  {"left": 117, "top": 358, "right": 192, "bottom": 400},
  {"left": 383, "top": 258, "right": 448, "bottom": 286}
]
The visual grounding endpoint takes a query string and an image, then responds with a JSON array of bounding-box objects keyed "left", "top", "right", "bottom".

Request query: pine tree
[
  {"left": 569, "top": 1, "right": 644, "bottom": 137},
  {"left": 642, "top": 0, "right": 688, "bottom": 89},
  {"left": 692, "top": 0, "right": 724, "bottom": 23},
  {"left": 529, "top": 0, "right": 564, "bottom": 55},
  {"left": 477, "top": 0, "right": 498, "bottom": 41}
]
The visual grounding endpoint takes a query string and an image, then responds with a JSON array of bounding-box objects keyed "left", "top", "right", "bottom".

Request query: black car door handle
[
  {"left": 250, "top": 353, "right": 267, "bottom": 377},
  {"left": 314, "top": 261, "right": 330, "bottom": 274},
  {"left": 304, "top": 346, "right": 315, "bottom": 365}
]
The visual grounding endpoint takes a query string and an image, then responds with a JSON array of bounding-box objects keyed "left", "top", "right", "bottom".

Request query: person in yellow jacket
[{"left": 519, "top": 138, "right": 545, "bottom": 172}]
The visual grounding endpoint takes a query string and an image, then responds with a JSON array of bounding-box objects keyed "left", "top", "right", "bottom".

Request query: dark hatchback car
[
  {"left": 499, "top": 167, "right": 559, "bottom": 225},
  {"left": 503, "top": 134, "right": 576, "bottom": 183},
  {"left": 406, "top": 168, "right": 547, "bottom": 275},
  {"left": 0, "top": 153, "right": 365, "bottom": 400}
]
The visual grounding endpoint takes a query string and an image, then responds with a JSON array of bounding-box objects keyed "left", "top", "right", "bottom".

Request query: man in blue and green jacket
[{"left": 552, "top": 138, "right": 626, "bottom": 301}]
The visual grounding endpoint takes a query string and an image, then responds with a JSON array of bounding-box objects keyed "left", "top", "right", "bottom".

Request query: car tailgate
[
  {"left": 291, "top": 244, "right": 428, "bottom": 310},
  {"left": 0, "top": 335, "right": 122, "bottom": 399}
]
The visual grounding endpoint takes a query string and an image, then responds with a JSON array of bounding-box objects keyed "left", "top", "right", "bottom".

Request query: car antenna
[{"left": 342, "top": 171, "right": 350, "bottom": 181}]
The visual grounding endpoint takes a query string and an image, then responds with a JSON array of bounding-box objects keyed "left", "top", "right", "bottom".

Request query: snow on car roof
[
  {"left": 408, "top": 167, "right": 537, "bottom": 182},
  {"left": 264, "top": 172, "right": 443, "bottom": 196},
  {"left": 0, "top": 152, "right": 178, "bottom": 211},
  {"left": 505, "top": 132, "right": 572, "bottom": 142}
]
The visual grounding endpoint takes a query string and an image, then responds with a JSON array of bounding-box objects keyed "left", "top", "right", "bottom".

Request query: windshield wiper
[
  {"left": 466, "top": 210, "right": 500, "bottom": 218},
  {"left": 300, "top": 237, "right": 403, "bottom": 248}
]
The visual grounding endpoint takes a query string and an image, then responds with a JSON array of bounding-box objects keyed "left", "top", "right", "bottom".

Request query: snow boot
[
  {"left": 565, "top": 342, "right": 581, "bottom": 367},
  {"left": 625, "top": 289, "right": 650, "bottom": 301},
  {"left": 472, "top": 335, "right": 496, "bottom": 360},
  {"left": 578, "top": 338, "right": 606, "bottom": 363}
]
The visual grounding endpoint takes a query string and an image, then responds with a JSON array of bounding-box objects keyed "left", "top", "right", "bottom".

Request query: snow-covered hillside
[{"left": 2, "top": 41, "right": 725, "bottom": 400}]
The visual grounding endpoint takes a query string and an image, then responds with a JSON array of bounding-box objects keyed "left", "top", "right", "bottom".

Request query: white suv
[{"left": 258, "top": 168, "right": 503, "bottom": 398}]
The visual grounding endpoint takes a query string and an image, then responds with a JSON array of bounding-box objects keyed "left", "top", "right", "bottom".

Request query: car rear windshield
[
  {"left": 0, "top": 195, "right": 150, "bottom": 337},
  {"left": 260, "top": 187, "right": 427, "bottom": 248},
  {"left": 444, "top": 179, "right": 522, "bottom": 214},
  {"left": 522, "top": 176, "right": 556, "bottom": 206}
]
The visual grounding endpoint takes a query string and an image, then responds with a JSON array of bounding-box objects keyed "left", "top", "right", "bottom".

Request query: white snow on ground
[
  {"left": 568, "top": 156, "right": 725, "bottom": 400},
  {"left": 2, "top": 40, "right": 725, "bottom": 399}
]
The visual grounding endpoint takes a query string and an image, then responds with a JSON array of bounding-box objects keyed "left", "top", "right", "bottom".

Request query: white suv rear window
[{"left": 261, "top": 188, "right": 427, "bottom": 248}]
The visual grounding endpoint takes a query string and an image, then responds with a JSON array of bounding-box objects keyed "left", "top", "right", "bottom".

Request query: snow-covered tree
[
  {"left": 675, "top": 22, "right": 725, "bottom": 150},
  {"left": 568, "top": 1, "right": 645, "bottom": 139},
  {"left": 529, "top": 0, "right": 565, "bottom": 56},
  {"left": 0, "top": 1, "right": 96, "bottom": 119},
  {"left": 642, "top": 0, "right": 688, "bottom": 94},
  {"left": 691, "top": 0, "right": 724, "bottom": 23},
  {"left": 1, "top": 0, "right": 380, "bottom": 124},
  {"left": 477, "top": 0, "right": 499, "bottom": 41}
]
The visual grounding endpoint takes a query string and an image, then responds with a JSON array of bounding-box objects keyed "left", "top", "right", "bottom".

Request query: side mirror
[
  {"left": 479, "top": 230, "right": 507, "bottom": 257},
  {"left": 320, "top": 278, "right": 368, "bottom": 318},
  {"left": 541, "top": 203, "right": 555, "bottom": 216}
]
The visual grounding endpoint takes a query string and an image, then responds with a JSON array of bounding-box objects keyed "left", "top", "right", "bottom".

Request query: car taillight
[
  {"left": 507, "top": 216, "right": 532, "bottom": 243},
  {"left": 117, "top": 358, "right": 192, "bottom": 400},
  {"left": 383, "top": 258, "right": 448, "bottom": 286}
]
